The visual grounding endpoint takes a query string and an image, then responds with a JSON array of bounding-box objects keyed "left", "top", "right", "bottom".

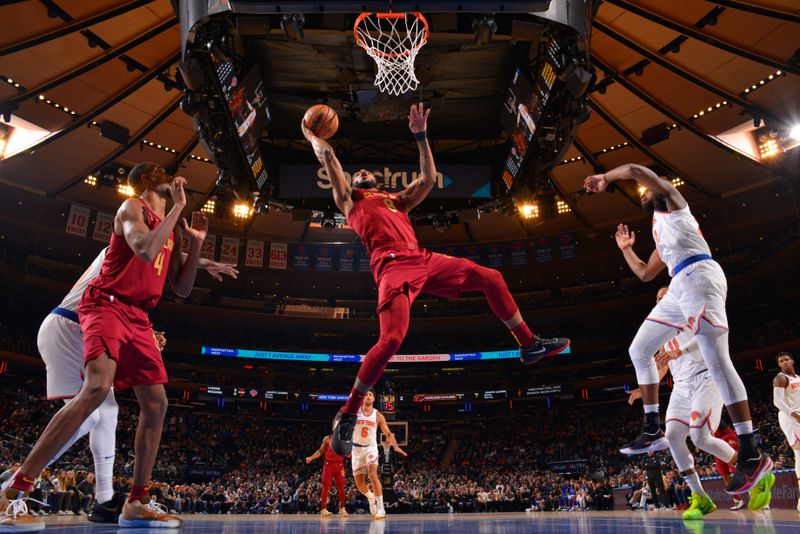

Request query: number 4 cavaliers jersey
[
  {"left": 88, "top": 198, "right": 174, "bottom": 309},
  {"left": 354, "top": 406, "right": 379, "bottom": 447}
]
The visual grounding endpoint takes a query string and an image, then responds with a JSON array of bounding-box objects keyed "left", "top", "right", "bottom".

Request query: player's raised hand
[
  {"left": 583, "top": 173, "right": 608, "bottom": 193},
  {"left": 615, "top": 224, "right": 635, "bottom": 250},
  {"left": 393, "top": 444, "right": 408, "bottom": 457},
  {"left": 169, "top": 176, "right": 188, "bottom": 208},
  {"left": 182, "top": 211, "right": 208, "bottom": 242},
  {"left": 206, "top": 260, "right": 239, "bottom": 282},
  {"left": 154, "top": 330, "right": 167, "bottom": 351},
  {"left": 627, "top": 388, "right": 642, "bottom": 405},
  {"left": 305, "top": 456, "right": 312, "bottom": 464},
  {"left": 408, "top": 102, "right": 430, "bottom": 135}
]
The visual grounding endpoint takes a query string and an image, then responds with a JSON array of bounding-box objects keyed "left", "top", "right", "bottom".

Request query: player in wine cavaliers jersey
[
  {"left": 1, "top": 163, "right": 209, "bottom": 531},
  {"left": 712, "top": 421, "right": 746, "bottom": 510},
  {"left": 302, "top": 103, "right": 570, "bottom": 458},
  {"left": 773, "top": 352, "right": 800, "bottom": 511},
  {"left": 306, "top": 434, "right": 349, "bottom": 517},
  {"left": 585, "top": 164, "right": 770, "bottom": 495}
]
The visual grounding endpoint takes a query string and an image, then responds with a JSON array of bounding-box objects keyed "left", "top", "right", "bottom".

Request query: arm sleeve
[{"left": 773, "top": 387, "right": 797, "bottom": 416}]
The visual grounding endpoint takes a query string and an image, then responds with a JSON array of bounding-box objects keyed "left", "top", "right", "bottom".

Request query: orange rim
[{"left": 354, "top": 12, "right": 429, "bottom": 59}]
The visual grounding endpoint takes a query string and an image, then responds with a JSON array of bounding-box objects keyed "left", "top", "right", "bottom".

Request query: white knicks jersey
[
  {"left": 780, "top": 372, "right": 800, "bottom": 413},
  {"left": 652, "top": 205, "right": 712, "bottom": 277},
  {"left": 353, "top": 406, "right": 379, "bottom": 446},
  {"left": 665, "top": 329, "right": 707, "bottom": 383},
  {"left": 57, "top": 248, "right": 108, "bottom": 312}
]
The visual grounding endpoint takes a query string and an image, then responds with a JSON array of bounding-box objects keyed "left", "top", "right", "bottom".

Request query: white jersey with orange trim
[
  {"left": 779, "top": 373, "right": 800, "bottom": 413},
  {"left": 652, "top": 206, "right": 711, "bottom": 277},
  {"left": 354, "top": 406, "right": 379, "bottom": 447},
  {"left": 57, "top": 247, "right": 108, "bottom": 312},
  {"left": 664, "top": 329, "right": 706, "bottom": 383}
]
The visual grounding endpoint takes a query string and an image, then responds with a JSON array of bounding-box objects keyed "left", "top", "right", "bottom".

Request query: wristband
[{"left": 414, "top": 131, "right": 427, "bottom": 142}]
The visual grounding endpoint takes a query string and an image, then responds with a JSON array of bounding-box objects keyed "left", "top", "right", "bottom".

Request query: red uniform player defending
[
  {"left": 713, "top": 421, "right": 744, "bottom": 510},
  {"left": 306, "top": 435, "right": 349, "bottom": 517},
  {"left": 1, "top": 163, "right": 207, "bottom": 531},
  {"left": 301, "top": 103, "right": 570, "bottom": 457}
]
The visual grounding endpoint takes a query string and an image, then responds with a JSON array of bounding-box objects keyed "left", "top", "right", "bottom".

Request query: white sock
[
  {"left": 644, "top": 404, "right": 659, "bottom": 414},
  {"left": 793, "top": 448, "right": 800, "bottom": 484},
  {"left": 377, "top": 495, "right": 384, "bottom": 509},
  {"left": 365, "top": 491, "right": 374, "bottom": 501},
  {"left": 733, "top": 421, "right": 753, "bottom": 435},
  {"left": 684, "top": 472, "right": 707, "bottom": 498},
  {"left": 89, "top": 391, "right": 118, "bottom": 503}
]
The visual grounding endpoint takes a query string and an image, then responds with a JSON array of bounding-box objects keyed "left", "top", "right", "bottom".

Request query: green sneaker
[
  {"left": 747, "top": 472, "right": 775, "bottom": 511},
  {"left": 683, "top": 492, "right": 717, "bottom": 520}
]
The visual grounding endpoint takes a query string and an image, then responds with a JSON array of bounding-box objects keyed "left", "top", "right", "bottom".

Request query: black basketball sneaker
[
  {"left": 88, "top": 492, "right": 124, "bottom": 523},
  {"left": 620, "top": 413, "right": 669, "bottom": 455},
  {"left": 519, "top": 336, "right": 571, "bottom": 365},
  {"left": 330, "top": 410, "right": 358, "bottom": 457}
]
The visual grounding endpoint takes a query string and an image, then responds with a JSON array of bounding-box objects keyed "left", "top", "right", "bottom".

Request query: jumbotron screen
[
  {"left": 499, "top": 39, "right": 562, "bottom": 190},
  {"left": 214, "top": 58, "right": 270, "bottom": 189}
]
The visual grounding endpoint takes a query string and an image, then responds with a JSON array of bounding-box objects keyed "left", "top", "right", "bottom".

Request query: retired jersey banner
[
  {"left": 337, "top": 246, "right": 356, "bottom": 272},
  {"left": 245, "top": 240, "right": 264, "bottom": 268},
  {"left": 314, "top": 245, "right": 333, "bottom": 272},
  {"left": 290, "top": 243, "right": 311, "bottom": 271},
  {"left": 558, "top": 233, "right": 576, "bottom": 260},
  {"left": 508, "top": 240, "right": 527, "bottom": 266},
  {"left": 269, "top": 242, "right": 287, "bottom": 270},
  {"left": 200, "top": 234, "right": 216, "bottom": 261},
  {"left": 486, "top": 242, "right": 504, "bottom": 268},
  {"left": 278, "top": 164, "right": 492, "bottom": 199},
  {"left": 65, "top": 204, "right": 90, "bottom": 237},
  {"left": 92, "top": 212, "right": 114, "bottom": 243},
  {"left": 179, "top": 231, "right": 191, "bottom": 254},
  {"left": 357, "top": 247, "right": 371, "bottom": 273},
  {"left": 463, "top": 244, "right": 481, "bottom": 263},
  {"left": 220, "top": 237, "right": 239, "bottom": 265},
  {"left": 535, "top": 237, "right": 553, "bottom": 263}
]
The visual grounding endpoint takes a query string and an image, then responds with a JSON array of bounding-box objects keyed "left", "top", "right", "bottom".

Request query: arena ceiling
[{"left": 0, "top": 0, "right": 798, "bottom": 246}]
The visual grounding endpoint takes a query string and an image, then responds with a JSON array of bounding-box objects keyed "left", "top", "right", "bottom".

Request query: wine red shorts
[{"left": 79, "top": 286, "right": 167, "bottom": 391}]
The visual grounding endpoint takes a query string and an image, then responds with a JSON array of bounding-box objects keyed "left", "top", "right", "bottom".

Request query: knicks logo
[
  {"left": 687, "top": 317, "right": 696, "bottom": 328},
  {"left": 691, "top": 411, "right": 701, "bottom": 421},
  {"left": 368, "top": 455, "right": 376, "bottom": 462}
]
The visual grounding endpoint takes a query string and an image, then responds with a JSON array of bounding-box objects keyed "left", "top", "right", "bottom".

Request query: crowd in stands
[{"left": 1, "top": 374, "right": 795, "bottom": 516}]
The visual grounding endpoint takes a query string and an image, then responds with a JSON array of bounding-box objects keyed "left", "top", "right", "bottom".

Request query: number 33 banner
[{"left": 245, "top": 240, "right": 264, "bottom": 268}]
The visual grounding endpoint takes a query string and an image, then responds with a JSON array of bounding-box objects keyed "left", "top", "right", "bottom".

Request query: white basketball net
[{"left": 355, "top": 12, "right": 429, "bottom": 96}]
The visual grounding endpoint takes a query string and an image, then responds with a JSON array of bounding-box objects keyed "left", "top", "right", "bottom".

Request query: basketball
[{"left": 303, "top": 104, "right": 339, "bottom": 139}]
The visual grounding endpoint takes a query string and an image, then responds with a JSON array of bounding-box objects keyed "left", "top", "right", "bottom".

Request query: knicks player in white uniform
[
  {"left": 585, "top": 164, "right": 770, "bottom": 495},
  {"left": 628, "top": 287, "right": 750, "bottom": 518},
  {"left": 351, "top": 389, "right": 406, "bottom": 520},
  {"left": 773, "top": 352, "right": 800, "bottom": 511},
  {"left": 3, "top": 246, "right": 237, "bottom": 522}
]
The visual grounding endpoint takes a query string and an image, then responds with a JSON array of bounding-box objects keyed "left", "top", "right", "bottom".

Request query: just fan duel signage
[
  {"left": 200, "top": 347, "right": 570, "bottom": 362},
  {"left": 278, "top": 164, "right": 491, "bottom": 199}
]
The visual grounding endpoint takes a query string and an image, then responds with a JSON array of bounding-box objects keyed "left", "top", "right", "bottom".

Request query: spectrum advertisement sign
[{"left": 200, "top": 347, "right": 569, "bottom": 362}]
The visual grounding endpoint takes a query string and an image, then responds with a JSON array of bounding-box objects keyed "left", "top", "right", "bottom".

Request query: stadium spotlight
[
  {"left": 790, "top": 124, "right": 800, "bottom": 141},
  {"left": 519, "top": 203, "right": 539, "bottom": 220},
  {"left": 473, "top": 17, "right": 497, "bottom": 46},
  {"left": 232, "top": 202, "right": 253, "bottom": 220},
  {"left": 201, "top": 197, "right": 216, "bottom": 215},
  {"left": 281, "top": 14, "right": 305, "bottom": 42},
  {"left": 117, "top": 183, "right": 136, "bottom": 197}
]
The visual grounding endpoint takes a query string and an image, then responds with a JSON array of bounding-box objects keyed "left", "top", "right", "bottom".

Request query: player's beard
[
  {"left": 642, "top": 199, "right": 655, "bottom": 216},
  {"left": 353, "top": 180, "right": 377, "bottom": 190}
]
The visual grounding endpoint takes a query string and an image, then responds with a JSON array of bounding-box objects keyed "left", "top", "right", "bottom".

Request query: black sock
[{"left": 737, "top": 432, "right": 759, "bottom": 457}]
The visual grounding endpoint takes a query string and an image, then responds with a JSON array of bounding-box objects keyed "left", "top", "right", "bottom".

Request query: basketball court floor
[{"left": 38, "top": 510, "right": 800, "bottom": 533}]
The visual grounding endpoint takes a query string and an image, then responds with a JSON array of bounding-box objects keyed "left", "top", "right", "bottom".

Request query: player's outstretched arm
[
  {"left": 167, "top": 211, "right": 206, "bottom": 298},
  {"left": 377, "top": 412, "right": 407, "bottom": 457},
  {"left": 117, "top": 177, "right": 186, "bottom": 264},
  {"left": 584, "top": 164, "right": 686, "bottom": 210},
  {"left": 305, "top": 438, "right": 328, "bottom": 464},
  {"left": 301, "top": 120, "right": 352, "bottom": 216},
  {"left": 399, "top": 103, "right": 435, "bottom": 212},
  {"left": 614, "top": 224, "right": 665, "bottom": 282}
]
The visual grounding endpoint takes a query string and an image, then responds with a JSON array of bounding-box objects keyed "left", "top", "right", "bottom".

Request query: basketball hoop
[
  {"left": 354, "top": 11, "right": 429, "bottom": 96},
  {"left": 381, "top": 440, "right": 392, "bottom": 463}
]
